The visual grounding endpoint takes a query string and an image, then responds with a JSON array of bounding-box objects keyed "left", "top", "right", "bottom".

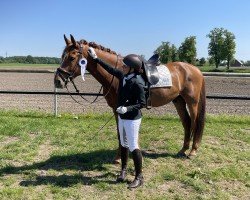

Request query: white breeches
[{"left": 118, "top": 116, "right": 142, "bottom": 152}]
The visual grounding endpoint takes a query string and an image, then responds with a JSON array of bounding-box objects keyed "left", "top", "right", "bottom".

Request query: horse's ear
[
  {"left": 64, "top": 34, "right": 71, "bottom": 46},
  {"left": 70, "top": 34, "right": 77, "bottom": 47}
]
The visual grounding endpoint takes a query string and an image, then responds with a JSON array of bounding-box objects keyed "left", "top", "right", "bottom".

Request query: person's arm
[
  {"left": 88, "top": 47, "right": 123, "bottom": 79},
  {"left": 96, "top": 58, "right": 123, "bottom": 79}
]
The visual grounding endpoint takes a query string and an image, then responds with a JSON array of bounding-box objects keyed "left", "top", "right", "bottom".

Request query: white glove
[
  {"left": 87, "top": 47, "right": 97, "bottom": 59},
  {"left": 116, "top": 106, "right": 128, "bottom": 114}
]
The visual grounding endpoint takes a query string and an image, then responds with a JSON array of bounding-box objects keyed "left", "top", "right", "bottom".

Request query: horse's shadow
[
  {"left": 0, "top": 149, "right": 177, "bottom": 187},
  {"left": 142, "top": 150, "right": 177, "bottom": 159}
]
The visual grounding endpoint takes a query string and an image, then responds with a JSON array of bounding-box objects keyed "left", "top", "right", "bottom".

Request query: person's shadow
[
  {"left": 0, "top": 149, "right": 177, "bottom": 187},
  {"left": 0, "top": 149, "right": 119, "bottom": 187}
]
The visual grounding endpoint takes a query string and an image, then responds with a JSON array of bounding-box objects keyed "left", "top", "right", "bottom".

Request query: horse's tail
[{"left": 194, "top": 78, "right": 206, "bottom": 144}]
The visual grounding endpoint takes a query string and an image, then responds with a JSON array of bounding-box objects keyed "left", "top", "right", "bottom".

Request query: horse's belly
[{"left": 150, "top": 87, "right": 179, "bottom": 107}]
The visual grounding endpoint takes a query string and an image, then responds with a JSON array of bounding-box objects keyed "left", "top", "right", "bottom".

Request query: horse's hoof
[
  {"left": 187, "top": 155, "right": 195, "bottom": 159},
  {"left": 176, "top": 151, "right": 188, "bottom": 158},
  {"left": 187, "top": 151, "right": 197, "bottom": 159}
]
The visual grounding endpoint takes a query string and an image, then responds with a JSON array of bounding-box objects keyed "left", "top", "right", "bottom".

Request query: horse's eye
[{"left": 70, "top": 56, "right": 75, "bottom": 61}]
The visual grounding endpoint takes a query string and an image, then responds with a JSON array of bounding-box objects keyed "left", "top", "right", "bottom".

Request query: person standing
[{"left": 88, "top": 47, "right": 146, "bottom": 189}]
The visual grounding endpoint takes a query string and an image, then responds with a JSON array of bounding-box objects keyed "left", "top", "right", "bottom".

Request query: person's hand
[
  {"left": 88, "top": 47, "right": 97, "bottom": 59},
  {"left": 116, "top": 106, "right": 128, "bottom": 114}
]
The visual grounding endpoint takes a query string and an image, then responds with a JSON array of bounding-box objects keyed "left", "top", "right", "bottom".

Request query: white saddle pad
[{"left": 150, "top": 65, "right": 172, "bottom": 88}]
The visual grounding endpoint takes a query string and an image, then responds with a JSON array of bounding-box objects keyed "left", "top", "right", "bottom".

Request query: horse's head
[
  {"left": 54, "top": 34, "right": 89, "bottom": 88},
  {"left": 54, "top": 34, "right": 122, "bottom": 89}
]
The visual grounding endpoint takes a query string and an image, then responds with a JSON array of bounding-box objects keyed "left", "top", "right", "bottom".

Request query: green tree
[
  {"left": 0, "top": 56, "right": 60, "bottom": 64},
  {"left": 207, "top": 27, "right": 236, "bottom": 68},
  {"left": 208, "top": 57, "right": 215, "bottom": 65},
  {"left": 0, "top": 56, "right": 4, "bottom": 63},
  {"left": 244, "top": 60, "right": 250, "bottom": 66},
  {"left": 223, "top": 30, "right": 236, "bottom": 69},
  {"left": 154, "top": 42, "right": 179, "bottom": 63},
  {"left": 170, "top": 44, "right": 179, "bottom": 62},
  {"left": 199, "top": 57, "right": 206, "bottom": 66},
  {"left": 25, "top": 55, "right": 35, "bottom": 64},
  {"left": 154, "top": 41, "right": 172, "bottom": 63},
  {"left": 178, "top": 36, "right": 197, "bottom": 64}
]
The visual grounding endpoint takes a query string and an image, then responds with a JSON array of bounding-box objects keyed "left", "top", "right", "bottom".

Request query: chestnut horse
[{"left": 54, "top": 35, "right": 206, "bottom": 161}]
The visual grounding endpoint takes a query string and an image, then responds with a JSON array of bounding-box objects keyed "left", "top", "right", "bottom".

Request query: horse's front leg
[{"left": 113, "top": 111, "right": 121, "bottom": 164}]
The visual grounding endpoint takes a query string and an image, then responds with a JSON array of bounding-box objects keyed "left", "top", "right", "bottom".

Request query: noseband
[{"left": 56, "top": 68, "right": 72, "bottom": 86}]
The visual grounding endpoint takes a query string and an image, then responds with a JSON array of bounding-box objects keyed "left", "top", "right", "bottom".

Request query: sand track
[{"left": 0, "top": 73, "right": 249, "bottom": 115}]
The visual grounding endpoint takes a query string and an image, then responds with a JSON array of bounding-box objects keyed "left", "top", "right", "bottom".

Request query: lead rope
[{"left": 96, "top": 113, "right": 115, "bottom": 134}]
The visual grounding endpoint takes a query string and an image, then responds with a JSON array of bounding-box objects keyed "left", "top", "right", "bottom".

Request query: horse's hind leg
[
  {"left": 173, "top": 96, "right": 191, "bottom": 157},
  {"left": 186, "top": 102, "right": 199, "bottom": 157}
]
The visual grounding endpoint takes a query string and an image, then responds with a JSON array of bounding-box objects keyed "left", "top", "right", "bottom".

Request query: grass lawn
[
  {"left": 199, "top": 65, "right": 250, "bottom": 73},
  {"left": 0, "top": 63, "right": 58, "bottom": 69},
  {"left": 0, "top": 110, "right": 249, "bottom": 199}
]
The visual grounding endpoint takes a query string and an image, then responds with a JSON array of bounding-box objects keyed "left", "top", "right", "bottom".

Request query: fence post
[{"left": 54, "top": 71, "right": 58, "bottom": 116}]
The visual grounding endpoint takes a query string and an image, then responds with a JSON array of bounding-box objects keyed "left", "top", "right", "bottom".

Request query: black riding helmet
[{"left": 123, "top": 54, "right": 143, "bottom": 73}]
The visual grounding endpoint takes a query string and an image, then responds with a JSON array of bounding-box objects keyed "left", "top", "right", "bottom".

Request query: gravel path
[{"left": 0, "top": 72, "right": 249, "bottom": 115}]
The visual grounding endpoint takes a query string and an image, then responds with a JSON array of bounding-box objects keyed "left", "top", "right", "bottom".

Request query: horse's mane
[
  {"left": 62, "top": 39, "right": 118, "bottom": 59},
  {"left": 79, "top": 39, "right": 117, "bottom": 55}
]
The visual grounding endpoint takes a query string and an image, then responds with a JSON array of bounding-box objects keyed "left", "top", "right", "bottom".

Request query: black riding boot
[
  {"left": 116, "top": 146, "right": 129, "bottom": 182},
  {"left": 128, "top": 149, "right": 144, "bottom": 189}
]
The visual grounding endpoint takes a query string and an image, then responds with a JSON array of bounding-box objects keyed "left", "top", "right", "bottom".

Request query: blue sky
[{"left": 1, "top": 0, "right": 250, "bottom": 60}]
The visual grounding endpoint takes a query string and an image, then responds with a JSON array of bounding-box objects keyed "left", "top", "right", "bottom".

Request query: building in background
[{"left": 231, "top": 59, "right": 244, "bottom": 67}]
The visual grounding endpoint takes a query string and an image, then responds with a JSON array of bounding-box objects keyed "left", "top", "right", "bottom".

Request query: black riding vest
[{"left": 96, "top": 58, "right": 146, "bottom": 120}]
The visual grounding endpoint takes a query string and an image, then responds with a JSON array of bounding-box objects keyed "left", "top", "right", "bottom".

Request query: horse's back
[
  {"left": 150, "top": 62, "right": 204, "bottom": 107},
  {"left": 168, "top": 62, "right": 205, "bottom": 100},
  {"left": 167, "top": 62, "right": 203, "bottom": 78},
  {"left": 167, "top": 62, "right": 204, "bottom": 89}
]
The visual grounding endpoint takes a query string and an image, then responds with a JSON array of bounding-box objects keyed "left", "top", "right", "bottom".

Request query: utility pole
[{"left": 5, "top": 52, "right": 7, "bottom": 58}]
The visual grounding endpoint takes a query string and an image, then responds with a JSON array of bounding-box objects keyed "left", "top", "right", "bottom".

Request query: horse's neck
[{"left": 88, "top": 51, "right": 121, "bottom": 89}]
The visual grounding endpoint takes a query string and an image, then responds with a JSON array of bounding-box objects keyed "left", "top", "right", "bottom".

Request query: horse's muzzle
[
  {"left": 54, "top": 78, "right": 63, "bottom": 89},
  {"left": 54, "top": 70, "right": 64, "bottom": 88},
  {"left": 54, "top": 68, "right": 72, "bottom": 88}
]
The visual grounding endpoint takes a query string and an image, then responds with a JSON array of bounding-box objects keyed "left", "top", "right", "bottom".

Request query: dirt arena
[{"left": 0, "top": 72, "right": 249, "bottom": 115}]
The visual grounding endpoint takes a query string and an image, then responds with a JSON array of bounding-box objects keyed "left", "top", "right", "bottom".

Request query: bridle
[{"left": 56, "top": 42, "right": 119, "bottom": 105}]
